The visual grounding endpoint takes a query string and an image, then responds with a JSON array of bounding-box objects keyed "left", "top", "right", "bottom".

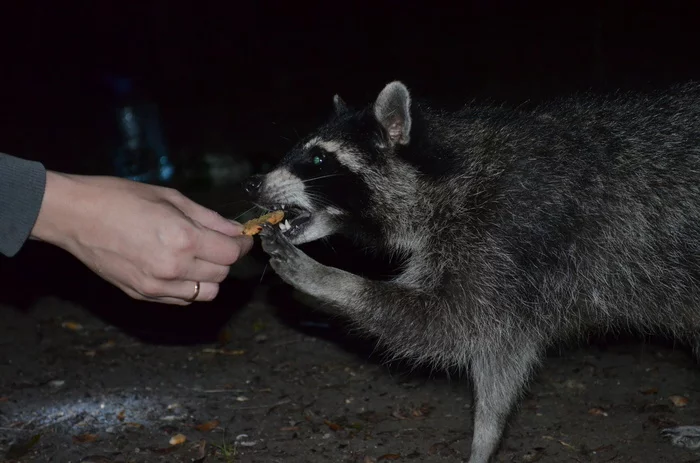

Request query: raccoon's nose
[{"left": 243, "top": 175, "right": 263, "bottom": 197}]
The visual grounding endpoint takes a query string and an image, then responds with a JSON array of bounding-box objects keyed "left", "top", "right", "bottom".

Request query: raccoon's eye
[{"left": 312, "top": 153, "right": 325, "bottom": 166}]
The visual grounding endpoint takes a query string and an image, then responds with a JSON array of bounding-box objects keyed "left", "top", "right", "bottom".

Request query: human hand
[{"left": 31, "top": 171, "right": 253, "bottom": 305}]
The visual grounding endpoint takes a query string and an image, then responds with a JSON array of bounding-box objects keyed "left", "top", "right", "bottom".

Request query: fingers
[
  {"left": 194, "top": 227, "right": 253, "bottom": 266},
  {"left": 179, "top": 258, "right": 231, "bottom": 283},
  {"left": 170, "top": 280, "right": 219, "bottom": 302},
  {"left": 165, "top": 191, "right": 254, "bottom": 265},
  {"left": 130, "top": 279, "right": 221, "bottom": 304},
  {"left": 175, "top": 194, "right": 246, "bottom": 237}
]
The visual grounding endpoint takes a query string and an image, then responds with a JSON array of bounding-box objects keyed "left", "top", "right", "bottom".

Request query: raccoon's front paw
[{"left": 259, "top": 223, "right": 310, "bottom": 286}]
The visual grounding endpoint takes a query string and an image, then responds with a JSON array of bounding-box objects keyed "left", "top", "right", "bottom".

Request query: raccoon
[{"left": 243, "top": 80, "right": 700, "bottom": 462}]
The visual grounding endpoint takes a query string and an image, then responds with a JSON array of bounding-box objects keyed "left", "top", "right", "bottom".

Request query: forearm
[{"left": 0, "top": 153, "right": 47, "bottom": 257}]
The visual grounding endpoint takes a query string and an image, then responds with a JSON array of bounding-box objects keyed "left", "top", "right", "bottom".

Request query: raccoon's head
[{"left": 244, "top": 81, "right": 414, "bottom": 246}]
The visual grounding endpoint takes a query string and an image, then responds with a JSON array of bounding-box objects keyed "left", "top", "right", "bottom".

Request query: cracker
[{"left": 241, "top": 210, "right": 285, "bottom": 236}]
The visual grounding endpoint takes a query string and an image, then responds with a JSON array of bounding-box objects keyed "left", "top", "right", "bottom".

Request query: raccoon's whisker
[
  {"left": 304, "top": 191, "right": 334, "bottom": 204},
  {"left": 302, "top": 174, "right": 342, "bottom": 183},
  {"left": 259, "top": 263, "right": 269, "bottom": 284},
  {"left": 232, "top": 206, "right": 258, "bottom": 221},
  {"left": 252, "top": 202, "right": 273, "bottom": 213},
  {"left": 304, "top": 192, "right": 336, "bottom": 209}
]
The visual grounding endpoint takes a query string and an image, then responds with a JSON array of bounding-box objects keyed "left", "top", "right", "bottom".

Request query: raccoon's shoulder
[{"left": 395, "top": 100, "right": 528, "bottom": 180}]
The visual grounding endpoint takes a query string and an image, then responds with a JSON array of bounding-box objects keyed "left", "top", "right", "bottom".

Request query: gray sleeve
[{"left": 0, "top": 153, "right": 47, "bottom": 257}]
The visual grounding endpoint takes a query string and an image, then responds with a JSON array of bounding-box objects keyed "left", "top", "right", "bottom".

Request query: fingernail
[{"left": 227, "top": 220, "right": 245, "bottom": 234}]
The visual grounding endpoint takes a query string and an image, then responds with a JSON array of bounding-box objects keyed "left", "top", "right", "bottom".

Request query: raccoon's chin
[
  {"left": 284, "top": 213, "right": 339, "bottom": 245},
  {"left": 263, "top": 205, "right": 339, "bottom": 245}
]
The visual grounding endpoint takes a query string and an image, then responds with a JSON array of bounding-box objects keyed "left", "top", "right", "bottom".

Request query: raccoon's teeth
[
  {"left": 279, "top": 221, "right": 289, "bottom": 232},
  {"left": 284, "top": 219, "right": 291, "bottom": 229}
]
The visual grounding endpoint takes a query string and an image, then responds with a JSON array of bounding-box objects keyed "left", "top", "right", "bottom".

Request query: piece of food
[
  {"left": 169, "top": 433, "right": 187, "bottom": 446},
  {"left": 241, "top": 210, "right": 285, "bottom": 236},
  {"left": 669, "top": 395, "right": 689, "bottom": 407}
]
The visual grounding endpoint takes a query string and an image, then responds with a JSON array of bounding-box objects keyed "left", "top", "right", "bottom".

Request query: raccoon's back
[{"left": 436, "top": 82, "right": 700, "bottom": 338}]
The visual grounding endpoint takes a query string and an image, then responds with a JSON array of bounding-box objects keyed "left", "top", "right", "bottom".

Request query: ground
[{"left": 1, "top": 188, "right": 700, "bottom": 463}]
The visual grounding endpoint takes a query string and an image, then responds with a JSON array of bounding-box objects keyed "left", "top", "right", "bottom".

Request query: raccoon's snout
[{"left": 243, "top": 174, "right": 263, "bottom": 198}]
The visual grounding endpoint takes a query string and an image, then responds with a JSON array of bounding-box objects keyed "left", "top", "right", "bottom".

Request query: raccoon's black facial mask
[
  {"left": 245, "top": 141, "right": 361, "bottom": 245},
  {"left": 245, "top": 80, "right": 413, "bottom": 245}
]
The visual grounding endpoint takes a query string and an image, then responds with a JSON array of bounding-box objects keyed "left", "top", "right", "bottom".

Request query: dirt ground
[{"left": 1, "top": 188, "right": 700, "bottom": 463}]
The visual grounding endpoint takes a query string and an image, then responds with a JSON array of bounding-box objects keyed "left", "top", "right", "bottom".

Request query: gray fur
[{"left": 254, "top": 80, "right": 700, "bottom": 463}]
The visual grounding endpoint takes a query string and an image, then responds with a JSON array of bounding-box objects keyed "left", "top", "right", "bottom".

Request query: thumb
[{"left": 177, "top": 196, "right": 245, "bottom": 236}]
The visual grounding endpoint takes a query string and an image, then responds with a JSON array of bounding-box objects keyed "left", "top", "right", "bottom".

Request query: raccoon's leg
[
  {"left": 260, "top": 225, "right": 542, "bottom": 462},
  {"left": 259, "top": 224, "right": 371, "bottom": 308},
  {"left": 467, "top": 341, "right": 543, "bottom": 463}
]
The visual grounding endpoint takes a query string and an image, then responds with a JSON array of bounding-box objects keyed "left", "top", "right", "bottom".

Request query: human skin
[{"left": 30, "top": 171, "right": 253, "bottom": 305}]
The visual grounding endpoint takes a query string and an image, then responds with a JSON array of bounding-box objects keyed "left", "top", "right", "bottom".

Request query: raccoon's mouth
[{"left": 268, "top": 205, "right": 312, "bottom": 237}]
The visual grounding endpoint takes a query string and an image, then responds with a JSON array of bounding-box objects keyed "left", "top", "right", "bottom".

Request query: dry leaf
[
  {"left": 84, "top": 350, "right": 97, "bottom": 358},
  {"left": 588, "top": 407, "right": 608, "bottom": 417},
  {"left": 542, "top": 435, "right": 577, "bottom": 451},
  {"left": 669, "top": 395, "right": 689, "bottom": 407},
  {"left": 117, "top": 410, "right": 125, "bottom": 422},
  {"left": 125, "top": 422, "right": 143, "bottom": 429},
  {"left": 378, "top": 454, "right": 401, "bottom": 461},
  {"left": 0, "top": 396, "right": 9, "bottom": 402},
  {"left": 640, "top": 387, "right": 659, "bottom": 395},
  {"left": 194, "top": 420, "right": 219, "bottom": 432},
  {"left": 62, "top": 321, "right": 83, "bottom": 331},
  {"left": 324, "top": 419, "right": 342, "bottom": 431},
  {"left": 223, "top": 349, "right": 245, "bottom": 356},
  {"left": 169, "top": 433, "right": 187, "bottom": 446},
  {"left": 280, "top": 426, "right": 299, "bottom": 431},
  {"left": 72, "top": 433, "right": 99, "bottom": 443}
]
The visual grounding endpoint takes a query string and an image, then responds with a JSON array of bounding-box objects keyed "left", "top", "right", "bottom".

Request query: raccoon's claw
[
  {"left": 661, "top": 426, "right": 700, "bottom": 450},
  {"left": 260, "top": 223, "right": 305, "bottom": 277},
  {"left": 259, "top": 223, "right": 295, "bottom": 260},
  {"left": 259, "top": 222, "right": 326, "bottom": 292}
]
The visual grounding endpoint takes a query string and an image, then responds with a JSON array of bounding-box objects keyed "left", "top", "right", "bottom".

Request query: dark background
[
  {"left": 1, "top": 1, "right": 699, "bottom": 174},
  {"left": 1, "top": 1, "right": 700, "bottom": 341}
]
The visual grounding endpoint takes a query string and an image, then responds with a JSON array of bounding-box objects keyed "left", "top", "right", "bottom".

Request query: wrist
[{"left": 30, "top": 171, "right": 84, "bottom": 249}]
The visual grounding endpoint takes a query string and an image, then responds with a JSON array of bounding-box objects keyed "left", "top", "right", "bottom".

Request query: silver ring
[{"left": 188, "top": 281, "right": 201, "bottom": 302}]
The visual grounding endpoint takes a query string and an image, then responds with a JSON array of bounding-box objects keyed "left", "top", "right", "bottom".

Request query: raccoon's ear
[
  {"left": 333, "top": 94, "right": 349, "bottom": 115},
  {"left": 374, "top": 81, "right": 412, "bottom": 146}
]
